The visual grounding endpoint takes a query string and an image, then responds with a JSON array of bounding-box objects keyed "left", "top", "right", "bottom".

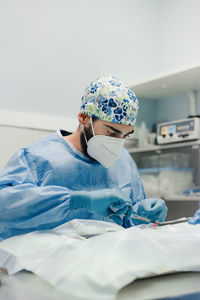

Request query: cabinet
[
  {"left": 128, "top": 141, "right": 200, "bottom": 220},
  {"left": 129, "top": 140, "right": 200, "bottom": 198},
  {"left": 127, "top": 62, "right": 200, "bottom": 220},
  {"left": 129, "top": 61, "right": 200, "bottom": 100}
]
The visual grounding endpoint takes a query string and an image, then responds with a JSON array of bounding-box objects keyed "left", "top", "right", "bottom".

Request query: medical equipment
[
  {"left": 131, "top": 214, "right": 189, "bottom": 226},
  {"left": 159, "top": 217, "right": 189, "bottom": 226},
  {"left": 183, "top": 186, "right": 200, "bottom": 196},
  {"left": 109, "top": 198, "right": 167, "bottom": 227},
  {"left": 157, "top": 117, "right": 200, "bottom": 144},
  {"left": 131, "top": 213, "right": 151, "bottom": 223}
]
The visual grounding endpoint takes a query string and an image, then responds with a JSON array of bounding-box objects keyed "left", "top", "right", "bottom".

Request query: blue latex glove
[
  {"left": 70, "top": 189, "right": 131, "bottom": 223},
  {"left": 188, "top": 209, "right": 200, "bottom": 225},
  {"left": 136, "top": 198, "right": 168, "bottom": 224},
  {"left": 123, "top": 206, "right": 134, "bottom": 228},
  {"left": 109, "top": 202, "right": 132, "bottom": 226}
]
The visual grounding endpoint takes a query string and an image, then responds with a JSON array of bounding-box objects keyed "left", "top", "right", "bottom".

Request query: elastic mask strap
[
  {"left": 90, "top": 116, "right": 95, "bottom": 136},
  {"left": 83, "top": 129, "right": 88, "bottom": 144}
]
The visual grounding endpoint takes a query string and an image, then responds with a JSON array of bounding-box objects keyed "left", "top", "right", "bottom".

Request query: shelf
[
  {"left": 129, "top": 61, "right": 200, "bottom": 99},
  {"left": 126, "top": 139, "right": 200, "bottom": 154},
  {"left": 162, "top": 195, "right": 200, "bottom": 201},
  {"left": 141, "top": 194, "right": 200, "bottom": 201}
]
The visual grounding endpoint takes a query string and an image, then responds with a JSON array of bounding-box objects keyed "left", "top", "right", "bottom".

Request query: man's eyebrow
[
  {"left": 104, "top": 125, "right": 134, "bottom": 135},
  {"left": 104, "top": 125, "right": 122, "bottom": 134}
]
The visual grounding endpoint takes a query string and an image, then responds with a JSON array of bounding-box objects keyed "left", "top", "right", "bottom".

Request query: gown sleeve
[
  {"left": 0, "top": 148, "right": 72, "bottom": 240},
  {"left": 123, "top": 155, "right": 146, "bottom": 228}
]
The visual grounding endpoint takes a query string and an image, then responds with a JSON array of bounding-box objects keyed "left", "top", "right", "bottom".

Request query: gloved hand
[
  {"left": 108, "top": 202, "right": 132, "bottom": 226},
  {"left": 188, "top": 209, "right": 200, "bottom": 225},
  {"left": 70, "top": 189, "right": 131, "bottom": 224},
  {"left": 123, "top": 205, "right": 134, "bottom": 228},
  {"left": 136, "top": 198, "right": 168, "bottom": 224}
]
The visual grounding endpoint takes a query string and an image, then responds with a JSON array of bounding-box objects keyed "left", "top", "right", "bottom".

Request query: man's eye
[
  {"left": 107, "top": 131, "right": 116, "bottom": 137},
  {"left": 124, "top": 134, "right": 130, "bottom": 139}
]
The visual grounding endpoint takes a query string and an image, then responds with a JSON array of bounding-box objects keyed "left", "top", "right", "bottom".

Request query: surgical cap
[{"left": 80, "top": 75, "right": 139, "bottom": 126}]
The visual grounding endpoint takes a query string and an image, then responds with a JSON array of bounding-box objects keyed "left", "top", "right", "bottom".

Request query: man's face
[{"left": 80, "top": 118, "right": 134, "bottom": 159}]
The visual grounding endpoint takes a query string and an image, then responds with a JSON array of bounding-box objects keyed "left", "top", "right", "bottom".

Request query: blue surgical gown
[{"left": 0, "top": 130, "right": 145, "bottom": 240}]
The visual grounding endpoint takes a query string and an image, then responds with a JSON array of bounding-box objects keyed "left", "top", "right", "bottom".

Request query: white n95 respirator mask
[{"left": 84, "top": 117, "right": 125, "bottom": 168}]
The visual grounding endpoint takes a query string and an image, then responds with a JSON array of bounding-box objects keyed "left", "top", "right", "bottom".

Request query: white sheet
[{"left": 0, "top": 219, "right": 200, "bottom": 300}]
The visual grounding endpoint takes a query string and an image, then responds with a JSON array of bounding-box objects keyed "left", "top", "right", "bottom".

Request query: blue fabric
[
  {"left": 80, "top": 74, "right": 139, "bottom": 126},
  {"left": 109, "top": 202, "right": 132, "bottom": 226},
  {"left": 188, "top": 208, "right": 200, "bottom": 225},
  {"left": 0, "top": 130, "right": 145, "bottom": 240},
  {"left": 161, "top": 291, "right": 200, "bottom": 300}
]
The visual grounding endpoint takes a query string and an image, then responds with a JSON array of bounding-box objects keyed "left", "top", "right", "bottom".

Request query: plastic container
[{"left": 138, "top": 122, "right": 148, "bottom": 148}]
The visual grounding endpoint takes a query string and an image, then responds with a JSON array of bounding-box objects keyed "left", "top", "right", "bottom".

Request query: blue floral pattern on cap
[{"left": 80, "top": 74, "right": 139, "bottom": 126}]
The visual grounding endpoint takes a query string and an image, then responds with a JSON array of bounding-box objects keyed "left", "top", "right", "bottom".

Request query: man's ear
[{"left": 78, "top": 113, "right": 90, "bottom": 126}]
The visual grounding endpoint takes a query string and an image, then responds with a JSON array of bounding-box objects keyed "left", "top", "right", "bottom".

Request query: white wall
[
  {"left": 157, "top": 0, "right": 200, "bottom": 72},
  {"left": 0, "top": 126, "right": 53, "bottom": 170},
  {"left": 0, "top": 0, "right": 160, "bottom": 168},
  {"left": 1, "top": 0, "right": 200, "bottom": 168},
  {"left": 1, "top": 0, "right": 200, "bottom": 124},
  {"left": 0, "top": 0, "right": 158, "bottom": 122}
]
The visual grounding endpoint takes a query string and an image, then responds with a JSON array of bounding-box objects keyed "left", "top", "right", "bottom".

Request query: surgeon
[{"left": 0, "top": 75, "right": 168, "bottom": 240}]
